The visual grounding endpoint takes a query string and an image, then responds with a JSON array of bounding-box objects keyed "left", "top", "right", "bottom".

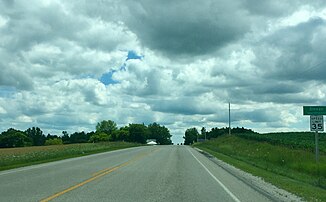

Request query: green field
[
  {"left": 236, "top": 132, "right": 326, "bottom": 153},
  {"left": 0, "top": 142, "right": 141, "bottom": 171},
  {"left": 195, "top": 134, "right": 326, "bottom": 202}
]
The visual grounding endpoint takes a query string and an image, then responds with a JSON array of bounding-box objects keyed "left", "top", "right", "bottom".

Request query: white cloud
[
  {"left": 0, "top": 0, "right": 325, "bottom": 143},
  {"left": 0, "top": 106, "right": 6, "bottom": 114},
  {"left": 0, "top": 15, "right": 8, "bottom": 28}
]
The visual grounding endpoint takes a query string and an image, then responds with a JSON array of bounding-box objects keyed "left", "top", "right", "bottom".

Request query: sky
[{"left": 1, "top": 0, "right": 326, "bottom": 144}]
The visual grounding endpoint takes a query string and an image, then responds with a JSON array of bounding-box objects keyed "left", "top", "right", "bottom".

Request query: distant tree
[
  {"left": 25, "top": 127, "right": 46, "bottom": 146},
  {"left": 128, "top": 123, "right": 148, "bottom": 144},
  {"left": 206, "top": 127, "right": 227, "bottom": 139},
  {"left": 113, "top": 127, "right": 130, "bottom": 142},
  {"left": 61, "top": 131, "right": 70, "bottom": 144},
  {"left": 89, "top": 132, "right": 109, "bottom": 143},
  {"left": 183, "top": 128, "right": 199, "bottom": 145},
  {"left": 148, "top": 122, "right": 172, "bottom": 145},
  {"left": 69, "top": 131, "right": 89, "bottom": 143},
  {"left": 200, "top": 127, "right": 206, "bottom": 140},
  {"left": 46, "top": 134, "right": 59, "bottom": 140},
  {"left": 45, "top": 138, "right": 63, "bottom": 145},
  {"left": 0, "top": 128, "right": 32, "bottom": 148},
  {"left": 204, "top": 127, "right": 255, "bottom": 140},
  {"left": 96, "top": 120, "right": 117, "bottom": 135}
]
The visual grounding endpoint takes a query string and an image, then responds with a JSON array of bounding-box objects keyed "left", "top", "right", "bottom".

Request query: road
[{"left": 0, "top": 146, "right": 273, "bottom": 202}]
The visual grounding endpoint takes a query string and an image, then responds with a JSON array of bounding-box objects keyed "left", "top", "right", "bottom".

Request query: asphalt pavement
[{"left": 0, "top": 145, "right": 272, "bottom": 202}]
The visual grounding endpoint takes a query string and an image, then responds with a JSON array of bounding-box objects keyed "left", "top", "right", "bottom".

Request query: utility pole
[{"left": 229, "top": 102, "right": 231, "bottom": 135}]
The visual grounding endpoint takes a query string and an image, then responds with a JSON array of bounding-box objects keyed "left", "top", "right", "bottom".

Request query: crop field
[
  {"left": 235, "top": 132, "right": 326, "bottom": 153},
  {"left": 195, "top": 134, "right": 326, "bottom": 201},
  {"left": 0, "top": 142, "right": 141, "bottom": 171}
]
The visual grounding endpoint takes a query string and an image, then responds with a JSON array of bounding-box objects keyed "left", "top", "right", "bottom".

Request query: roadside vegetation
[
  {"left": 0, "top": 120, "right": 172, "bottom": 171},
  {"left": 0, "top": 142, "right": 140, "bottom": 171},
  {"left": 185, "top": 127, "right": 326, "bottom": 201},
  {"left": 0, "top": 120, "right": 172, "bottom": 148}
]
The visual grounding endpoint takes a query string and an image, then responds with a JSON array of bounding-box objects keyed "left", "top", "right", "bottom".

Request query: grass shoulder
[
  {"left": 194, "top": 135, "right": 326, "bottom": 202},
  {"left": 0, "top": 142, "right": 142, "bottom": 171}
]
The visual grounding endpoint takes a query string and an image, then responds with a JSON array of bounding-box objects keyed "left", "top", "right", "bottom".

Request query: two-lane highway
[{"left": 0, "top": 146, "right": 272, "bottom": 202}]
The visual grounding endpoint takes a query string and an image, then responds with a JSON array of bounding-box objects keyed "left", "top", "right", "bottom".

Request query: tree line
[
  {"left": 183, "top": 126, "right": 255, "bottom": 145},
  {"left": 0, "top": 120, "right": 172, "bottom": 148}
]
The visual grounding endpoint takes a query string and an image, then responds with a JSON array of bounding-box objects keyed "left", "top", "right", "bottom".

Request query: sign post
[
  {"left": 303, "top": 106, "right": 326, "bottom": 163},
  {"left": 310, "top": 115, "right": 323, "bottom": 163}
]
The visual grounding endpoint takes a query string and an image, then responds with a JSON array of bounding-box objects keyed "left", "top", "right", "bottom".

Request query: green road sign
[{"left": 303, "top": 106, "right": 326, "bottom": 115}]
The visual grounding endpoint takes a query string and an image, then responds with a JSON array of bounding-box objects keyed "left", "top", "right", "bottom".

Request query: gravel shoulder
[{"left": 194, "top": 147, "right": 303, "bottom": 202}]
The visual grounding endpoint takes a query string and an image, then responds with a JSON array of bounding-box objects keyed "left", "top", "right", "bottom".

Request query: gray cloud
[
  {"left": 150, "top": 97, "right": 216, "bottom": 115},
  {"left": 0, "top": 0, "right": 326, "bottom": 139},
  {"left": 242, "top": 0, "right": 302, "bottom": 17},
  {"left": 0, "top": 63, "right": 34, "bottom": 90},
  {"left": 208, "top": 108, "right": 279, "bottom": 123},
  {"left": 123, "top": 0, "right": 251, "bottom": 57},
  {"left": 255, "top": 18, "right": 326, "bottom": 82}
]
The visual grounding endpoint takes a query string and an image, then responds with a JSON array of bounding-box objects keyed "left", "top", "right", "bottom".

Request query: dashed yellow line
[{"left": 40, "top": 147, "right": 160, "bottom": 202}]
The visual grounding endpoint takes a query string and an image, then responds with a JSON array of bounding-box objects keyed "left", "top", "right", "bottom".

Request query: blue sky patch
[
  {"left": 99, "top": 71, "right": 119, "bottom": 85},
  {"left": 126, "top": 50, "right": 142, "bottom": 61},
  {"left": 0, "top": 86, "right": 17, "bottom": 98}
]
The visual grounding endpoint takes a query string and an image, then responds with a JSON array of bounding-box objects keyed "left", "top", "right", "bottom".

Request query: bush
[
  {"left": 0, "top": 129, "right": 32, "bottom": 148},
  {"left": 89, "top": 132, "right": 110, "bottom": 143},
  {"left": 45, "top": 138, "right": 63, "bottom": 146}
]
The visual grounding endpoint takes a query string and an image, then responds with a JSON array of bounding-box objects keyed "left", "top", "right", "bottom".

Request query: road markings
[
  {"left": 40, "top": 162, "right": 129, "bottom": 202},
  {"left": 40, "top": 147, "right": 160, "bottom": 202},
  {"left": 188, "top": 148, "right": 241, "bottom": 202}
]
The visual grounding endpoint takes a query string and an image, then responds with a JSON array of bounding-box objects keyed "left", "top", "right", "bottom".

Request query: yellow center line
[{"left": 40, "top": 147, "right": 161, "bottom": 202}]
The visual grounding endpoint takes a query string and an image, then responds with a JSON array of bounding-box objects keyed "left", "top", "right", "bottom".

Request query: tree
[
  {"left": 45, "top": 138, "right": 63, "bottom": 145},
  {"left": 113, "top": 127, "right": 129, "bottom": 142},
  {"left": 46, "top": 134, "right": 59, "bottom": 140},
  {"left": 200, "top": 127, "right": 206, "bottom": 140},
  {"left": 96, "top": 120, "right": 117, "bottom": 135},
  {"left": 183, "top": 128, "right": 199, "bottom": 145},
  {"left": 128, "top": 123, "right": 148, "bottom": 144},
  {"left": 89, "top": 132, "right": 109, "bottom": 143},
  {"left": 0, "top": 128, "right": 32, "bottom": 148},
  {"left": 25, "top": 127, "right": 46, "bottom": 146},
  {"left": 148, "top": 122, "right": 172, "bottom": 145},
  {"left": 61, "top": 131, "right": 70, "bottom": 144},
  {"left": 69, "top": 131, "right": 89, "bottom": 143}
]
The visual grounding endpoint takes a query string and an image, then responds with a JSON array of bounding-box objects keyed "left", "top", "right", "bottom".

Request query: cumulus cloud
[
  {"left": 0, "top": 0, "right": 325, "bottom": 142},
  {"left": 123, "top": 0, "right": 251, "bottom": 57}
]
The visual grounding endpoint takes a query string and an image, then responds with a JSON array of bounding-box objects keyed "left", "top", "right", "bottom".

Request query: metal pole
[
  {"left": 315, "top": 131, "right": 319, "bottom": 163},
  {"left": 229, "top": 102, "right": 231, "bottom": 135}
]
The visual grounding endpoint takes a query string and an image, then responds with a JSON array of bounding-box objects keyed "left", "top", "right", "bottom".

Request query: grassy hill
[{"left": 194, "top": 133, "right": 326, "bottom": 202}]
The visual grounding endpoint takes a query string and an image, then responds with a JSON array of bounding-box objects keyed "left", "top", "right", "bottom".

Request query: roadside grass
[
  {"left": 0, "top": 142, "right": 141, "bottom": 171},
  {"left": 194, "top": 135, "right": 326, "bottom": 202}
]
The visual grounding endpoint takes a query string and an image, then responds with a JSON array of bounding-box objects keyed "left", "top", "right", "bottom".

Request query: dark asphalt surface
[{"left": 0, "top": 145, "right": 272, "bottom": 202}]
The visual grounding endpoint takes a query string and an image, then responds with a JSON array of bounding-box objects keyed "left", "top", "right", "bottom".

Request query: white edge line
[{"left": 188, "top": 147, "right": 241, "bottom": 202}]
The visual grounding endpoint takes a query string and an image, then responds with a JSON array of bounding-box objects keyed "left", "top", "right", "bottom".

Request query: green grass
[
  {"left": 0, "top": 142, "right": 142, "bottom": 171},
  {"left": 194, "top": 135, "right": 326, "bottom": 202}
]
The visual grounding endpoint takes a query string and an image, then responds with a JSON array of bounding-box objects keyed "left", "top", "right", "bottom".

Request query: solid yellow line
[
  {"left": 40, "top": 163, "right": 128, "bottom": 202},
  {"left": 91, "top": 165, "right": 120, "bottom": 177},
  {"left": 40, "top": 148, "right": 161, "bottom": 202}
]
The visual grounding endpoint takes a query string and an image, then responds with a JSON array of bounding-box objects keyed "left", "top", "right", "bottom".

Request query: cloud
[
  {"left": 254, "top": 18, "right": 326, "bottom": 82},
  {"left": 1, "top": 0, "right": 326, "bottom": 142},
  {"left": 0, "top": 63, "right": 34, "bottom": 90},
  {"left": 150, "top": 97, "right": 216, "bottom": 115},
  {"left": 123, "top": 0, "right": 251, "bottom": 57}
]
